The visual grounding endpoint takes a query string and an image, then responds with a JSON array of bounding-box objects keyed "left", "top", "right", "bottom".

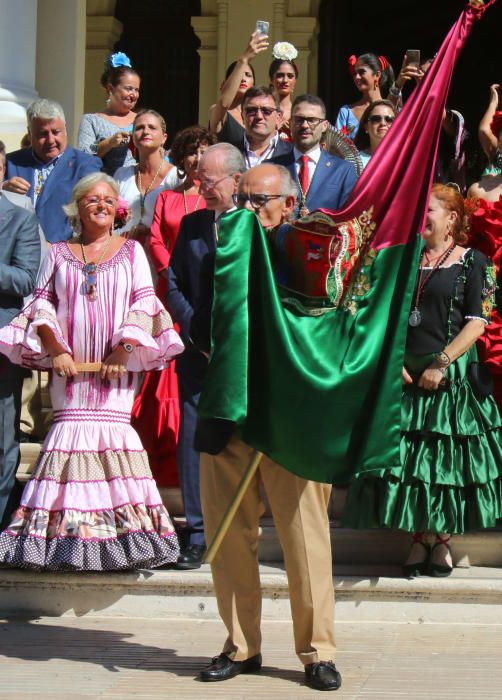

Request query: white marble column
[{"left": 0, "top": 0, "right": 39, "bottom": 151}]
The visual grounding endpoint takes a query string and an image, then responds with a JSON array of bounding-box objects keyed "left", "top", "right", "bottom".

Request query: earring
[
  {"left": 106, "top": 93, "right": 112, "bottom": 106},
  {"left": 73, "top": 218, "right": 82, "bottom": 237}
]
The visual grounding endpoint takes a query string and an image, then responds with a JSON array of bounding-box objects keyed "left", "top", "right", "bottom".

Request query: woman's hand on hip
[{"left": 418, "top": 367, "right": 444, "bottom": 391}]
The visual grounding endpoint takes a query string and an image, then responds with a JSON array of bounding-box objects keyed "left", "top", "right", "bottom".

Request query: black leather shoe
[
  {"left": 174, "top": 544, "right": 206, "bottom": 570},
  {"left": 305, "top": 661, "right": 342, "bottom": 691},
  {"left": 199, "top": 653, "right": 262, "bottom": 682}
]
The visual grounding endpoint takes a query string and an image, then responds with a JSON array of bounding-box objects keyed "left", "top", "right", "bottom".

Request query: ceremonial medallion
[{"left": 408, "top": 309, "right": 421, "bottom": 327}]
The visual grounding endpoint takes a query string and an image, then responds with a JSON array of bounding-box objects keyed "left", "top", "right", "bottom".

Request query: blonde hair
[{"left": 63, "top": 172, "right": 119, "bottom": 233}]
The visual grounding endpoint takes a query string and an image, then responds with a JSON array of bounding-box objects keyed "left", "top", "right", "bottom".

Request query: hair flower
[
  {"left": 114, "top": 197, "right": 131, "bottom": 230},
  {"left": 108, "top": 52, "right": 132, "bottom": 69},
  {"left": 272, "top": 42, "right": 298, "bottom": 62}
]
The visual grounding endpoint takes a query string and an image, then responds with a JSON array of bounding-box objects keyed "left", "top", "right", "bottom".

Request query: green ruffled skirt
[{"left": 343, "top": 348, "right": 502, "bottom": 534}]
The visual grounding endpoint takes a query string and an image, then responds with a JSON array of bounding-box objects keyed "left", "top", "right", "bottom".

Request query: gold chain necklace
[
  {"left": 80, "top": 234, "right": 113, "bottom": 301},
  {"left": 183, "top": 188, "right": 202, "bottom": 215},
  {"left": 137, "top": 158, "right": 165, "bottom": 221}
]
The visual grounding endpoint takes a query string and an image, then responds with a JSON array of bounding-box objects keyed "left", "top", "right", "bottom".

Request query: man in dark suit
[
  {"left": 237, "top": 86, "right": 293, "bottom": 168},
  {"left": 167, "top": 143, "right": 245, "bottom": 569},
  {"left": 3, "top": 98, "right": 101, "bottom": 243},
  {"left": 0, "top": 192, "right": 40, "bottom": 529},
  {"left": 269, "top": 93, "right": 357, "bottom": 217},
  {"left": 196, "top": 164, "right": 341, "bottom": 692}
]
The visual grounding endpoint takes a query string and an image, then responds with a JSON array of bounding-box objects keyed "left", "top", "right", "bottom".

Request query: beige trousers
[{"left": 200, "top": 433, "right": 336, "bottom": 665}]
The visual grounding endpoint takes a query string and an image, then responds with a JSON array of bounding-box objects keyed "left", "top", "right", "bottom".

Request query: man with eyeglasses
[
  {"left": 195, "top": 162, "right": 341, "bottom": 692},
  {"left": 3, "top": 98, "right": 101, "bottom": 243},
  {"left": 238, "top": 86, "right": 293, "bottom": 169},
  {"left": 269, "top": 94, "right": 357, "bottom": 217},
  {"left": 167, "top": 143, "right": 245, "bottom": 571}
]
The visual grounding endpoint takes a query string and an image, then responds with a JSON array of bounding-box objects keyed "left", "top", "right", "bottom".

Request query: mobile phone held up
[
  {"left": 405, "top": 49, "right": 421, "bottom": 68},
  {"left": 255, "top": 20, "right": 269, "bottom": 37}
]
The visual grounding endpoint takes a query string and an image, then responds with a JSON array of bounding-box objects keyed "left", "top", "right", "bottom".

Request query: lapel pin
[{"left": 326, "top": 161, "right": 332, "bottom": 167}]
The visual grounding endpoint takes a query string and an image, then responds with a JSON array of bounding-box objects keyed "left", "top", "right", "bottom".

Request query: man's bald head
[{"left": 237, "top": 163, "right": 297, "bottom": 228}]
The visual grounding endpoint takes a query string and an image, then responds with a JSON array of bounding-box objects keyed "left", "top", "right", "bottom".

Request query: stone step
[
  {"left": 2, "top": 564, "right": 502, "bottom": 624},
  {"left": 18, "top": 444, "right": 502, "bottom": 567}
]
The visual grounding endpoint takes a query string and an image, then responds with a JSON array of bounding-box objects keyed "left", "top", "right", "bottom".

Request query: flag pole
[{"left": 204, "top": 450, "right": 264, "bottom": 564}]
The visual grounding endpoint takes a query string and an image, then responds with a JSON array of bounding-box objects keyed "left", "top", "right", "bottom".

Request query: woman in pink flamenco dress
[{"left": 0, "top": 173, "right": 184, "bottom": 570}]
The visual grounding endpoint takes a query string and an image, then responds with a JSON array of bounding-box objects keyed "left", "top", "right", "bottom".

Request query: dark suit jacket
[
  {"left": 237, "top": 135, "right": 293, "bottom": 164},
  {"left": 0, "top": 194, "right": 40, "bottom": 330},
  {"left": 268, "top": 148, "right": 357, "bottom": 215},
  {"left": 6, "top": 146, "right": 102, "bottom": 243},
  {"left": 167, "top": 208, "right": 236, "bottom": 452}
]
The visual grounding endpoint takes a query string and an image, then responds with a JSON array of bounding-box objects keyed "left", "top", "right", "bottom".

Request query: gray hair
[
  {"left": 27, "top": 98, "right": 66, "bottom": 126},
  {"left": 63, "top": 172, "right": 119, "bottom": 234},
  {"left": 201, "top": 142, "right": 246, "bottom": 175},
  {"left": 274, "top": 164, "right": 298, "bottom": 199}
]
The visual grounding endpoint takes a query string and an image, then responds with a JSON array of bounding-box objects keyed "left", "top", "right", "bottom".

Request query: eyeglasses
[
  {"left": 291, "top": 116, "right": 325, "bottom": 127},
  {"left": 368, "top": 115, "right": 395, "bottom": 125},
  {"left": 81, "top": 196, "right": 117, "bottom": 208},
  {"left": 244, "top": 106, "right": 279, "bottom": 118},
  {"left": 233, "top": 193, "right": 288, "bottom": 210},
  {"left": 199, "top": 174, "right": 234, "bottom": 190}
]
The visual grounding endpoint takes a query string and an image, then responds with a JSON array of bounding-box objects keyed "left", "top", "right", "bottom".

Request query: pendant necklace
[
  {"left": 409, "top": 242, "right": 456, "bottom": 327},
  {"left": 183, "top": 188, "right": 202, "bottom": 215},
  {"left": 80, "top": 234, "right": 113, "bottom": 301},
  {"left": 137, "top": 158, "right": 164, "bottom": 222}
]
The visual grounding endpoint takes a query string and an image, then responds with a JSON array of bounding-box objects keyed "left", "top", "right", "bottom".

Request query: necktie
[{"left": 298, "top": 154, "right": 310, "bottom": 195}]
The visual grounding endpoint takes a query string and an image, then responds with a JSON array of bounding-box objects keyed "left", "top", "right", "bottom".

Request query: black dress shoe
[
  {"left": 174, "top": 544, "right": 206, "bottom": 570},
  {"left": 199, "top": 653, "right": 262, "bottom": 682},
  {"left": 305, "top": 661, "right": 342, "bottom": 691}
]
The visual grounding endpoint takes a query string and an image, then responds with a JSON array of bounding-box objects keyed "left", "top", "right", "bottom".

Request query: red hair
[{"left": 430, "top": 183, "right": 469, "bottom": 244}]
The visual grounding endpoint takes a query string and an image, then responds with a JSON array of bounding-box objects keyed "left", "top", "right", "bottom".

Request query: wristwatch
[{"left": 119, "top": 341, "right": 134, "bottom": 353}]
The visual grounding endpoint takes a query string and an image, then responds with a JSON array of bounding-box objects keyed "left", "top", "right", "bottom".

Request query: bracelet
[
  {"left": 434, "top": 350, "right": 451, "bottom": 367},
  {"left": 389, "top": 83, "right": 402, "bottom": 98}
]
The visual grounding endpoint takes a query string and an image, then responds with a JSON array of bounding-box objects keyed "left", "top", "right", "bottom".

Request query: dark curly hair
[{"left": 169, "top": 126, "right": 217, "bottom": 172}]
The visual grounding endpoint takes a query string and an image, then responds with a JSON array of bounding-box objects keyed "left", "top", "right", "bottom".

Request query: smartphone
[
  {"left": 405, "top": 49, "right": 421, "bottom": 67},
  {"left": 255, "top": 20, "right": 269, "bottom": 37}
]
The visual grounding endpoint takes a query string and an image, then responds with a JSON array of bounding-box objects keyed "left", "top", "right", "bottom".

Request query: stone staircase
[{"left": 4, "top": 442, "right": 502, "bottom": 624}]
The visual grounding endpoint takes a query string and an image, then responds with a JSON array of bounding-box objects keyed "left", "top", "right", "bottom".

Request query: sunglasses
[
  {"left": 368, "top": 115, "right": 395, "bottom": 125},
  {"left": 244, "top": 106, "right": 279, "bottom": 118}
]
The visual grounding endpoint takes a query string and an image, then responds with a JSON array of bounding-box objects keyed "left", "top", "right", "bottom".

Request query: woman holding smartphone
[{"left": 209, "top": 31, "right": 269, "bottom": 147}]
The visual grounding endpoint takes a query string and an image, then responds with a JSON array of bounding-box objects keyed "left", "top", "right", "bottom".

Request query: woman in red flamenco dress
[
  {"left": 467, "top": 109, "right": 502, "bottom": 408},
  {"left": 131, "top": 126, "right": 215, "bottom": 486}
]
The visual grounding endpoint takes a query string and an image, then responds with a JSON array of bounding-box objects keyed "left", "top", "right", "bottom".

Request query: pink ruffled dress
[{"left": 0, "top": 239, "right": 184, "bottom": 570}]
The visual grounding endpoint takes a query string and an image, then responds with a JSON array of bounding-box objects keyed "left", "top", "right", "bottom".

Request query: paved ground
[{"left": 1, "top": 616, "right": 502, "bottom": 699}]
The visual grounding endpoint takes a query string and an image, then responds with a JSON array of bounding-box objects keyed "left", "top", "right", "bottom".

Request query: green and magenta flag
[{"left": 198, "top": 1, "right": 497, "bottom": 484}]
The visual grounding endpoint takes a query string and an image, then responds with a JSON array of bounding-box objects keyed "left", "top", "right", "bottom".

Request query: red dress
[
  {"left": 469, "top": 195, "right": 502, "bottom": 409},
  {"left": 131, "top": 190, "right": 207, "bottom": 486}
]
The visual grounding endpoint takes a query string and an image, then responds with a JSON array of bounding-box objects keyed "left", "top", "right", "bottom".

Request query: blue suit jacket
[
  {"left": 6, "top": 146, "right": 102, "bottom": 243},
  {"left": 268, "top": 149, "right": 357, "bottom": 214},
  {"left": 0, "top": 193, "right": 40, "bottom": 330}
]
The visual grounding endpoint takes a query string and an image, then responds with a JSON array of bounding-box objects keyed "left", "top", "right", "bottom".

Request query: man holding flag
[{"left": 197, "top": 163, "right": 343, "bottom": 692}]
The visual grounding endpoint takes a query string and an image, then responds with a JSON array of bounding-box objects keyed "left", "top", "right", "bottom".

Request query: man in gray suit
[{"left": 0, "top": 188, "right": 40, "bottom": 528}]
